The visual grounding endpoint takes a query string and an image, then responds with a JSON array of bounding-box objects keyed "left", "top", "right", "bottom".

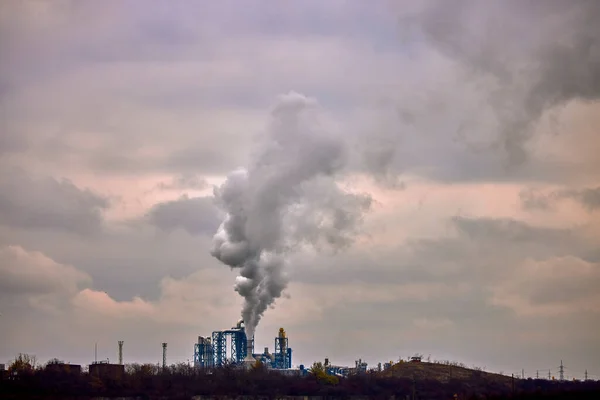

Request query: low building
[
  {"left": 89, "top": 362, "right": 124, "bottom": 380},
  {"left": 45, "top": 363, "right": 82, "bottom": 374}
]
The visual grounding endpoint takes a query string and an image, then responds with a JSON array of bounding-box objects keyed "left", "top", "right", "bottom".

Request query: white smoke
[{"left": 211, "top": 92, "right": 371, "bottom": 338}]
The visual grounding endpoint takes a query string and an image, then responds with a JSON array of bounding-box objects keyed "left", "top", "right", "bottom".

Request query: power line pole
[
  {"left": 548, "top": 370, "right": 551, "bottom": 380},
  {"left": 559, "top": 360, "right": 564, "bottom": 381},
  {"left": 162, "top": 343, "right": 167, "bottom": 370},
  {"left": 511, "top": 373, "right": 515, "bottom": 396},
  {"left": 522, "top": 369, "right": 525, "bottom": 379},
  {"left": 536, "top": 370, "right": 539, "bottom": 379},
  {"left": 585, "top": 370, "right": 588, "bottom": 381}
]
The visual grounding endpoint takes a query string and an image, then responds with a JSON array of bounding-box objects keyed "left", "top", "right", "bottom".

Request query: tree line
[{"left": 1, "top": 354, "right": 599, "bottom": 399}]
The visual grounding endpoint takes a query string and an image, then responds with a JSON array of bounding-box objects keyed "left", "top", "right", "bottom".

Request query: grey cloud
[
  {"left": 164, "top": 141, "right": 251, "bottom": 177},
  {"left": 282, "top": 214, "right": 600, "bottom": 368},
  {"left": 0, "top": 168, "right": 108, "bottom": 234},
  {"left": 576, "top": 187, "right": 600, "bottom": 211},
  {"left": 519, "top": 188, "right": 558, "bottom": 211},
  {"left": 393, "top": 0, "right": 600, "bottom": 166},
  {"left": 519, "top": 186, "right": 600, "bottom": 212},
  {"left": 528, "top": 273, "right": 600, "bottom": 306},
  {"left": 156, "top": 174, "right": 209, "bottom": 191},
  {"left": 289, "top": 215, "right": 595, "bottom": 290},
  {"left": 0, "top": 245, "right": 90, "bottom": 297},
  {"left": 450, "top": 216, "right": 572, "bottom": 244},
  {"left": 0, "top": 123, "right": 28, "bottom": 155},
  {"left": 146, "top": 195, "right": 221, "bottom": 236},
  {"left": 0, "top": 223, "right": 222, "bottom": 303}
]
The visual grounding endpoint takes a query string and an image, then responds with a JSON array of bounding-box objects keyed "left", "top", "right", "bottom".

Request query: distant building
[
  {"left": 89, "top": 362, "right": 124, "bottom": 380},
  {"left": 410, "top": 356, "right": 422, "bottom": 363},
  {"left": 45, "top": 363, "right": 82, "bottom": 375}
]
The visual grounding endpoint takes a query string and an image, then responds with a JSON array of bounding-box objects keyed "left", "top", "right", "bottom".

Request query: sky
[{"left": 1, "top": 0, "right": 599, "bottom": 379}]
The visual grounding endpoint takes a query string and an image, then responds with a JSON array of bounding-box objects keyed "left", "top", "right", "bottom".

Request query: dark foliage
[{"left": 0, "top": 365, "right": 599, "bottom": 399}]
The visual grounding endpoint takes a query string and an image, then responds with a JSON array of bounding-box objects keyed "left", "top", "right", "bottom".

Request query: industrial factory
[{"left": 193, "top": 320, "right": 293, "bottom": 370}]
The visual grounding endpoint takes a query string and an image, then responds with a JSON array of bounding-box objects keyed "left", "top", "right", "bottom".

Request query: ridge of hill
[{"left": 381, "top": 361, "right": 513, "bottom": 385}]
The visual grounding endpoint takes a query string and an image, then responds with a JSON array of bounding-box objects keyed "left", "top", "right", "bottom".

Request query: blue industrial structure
[
  {"left": 193, "top": 320, "right": 293, "bottom": 370},
  {"left": 273, "top": 327, "right": 292, "bottom": 369},
  {"left": 212, "top": 327, "right": 252, "bottom": 366},
  {"left": 193, "top": 336, "right": 214, "bottom": 368}
]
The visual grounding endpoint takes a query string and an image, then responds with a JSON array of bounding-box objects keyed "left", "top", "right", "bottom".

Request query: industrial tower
[
  {"left": 162, "top": 343, "right": 167, "bottom": 370},
  {"left": 274, "top": 327, "right": 292, "bottom": 369},
  {"left": 118, "top": 341, "right": 124, "bottom": 365}
]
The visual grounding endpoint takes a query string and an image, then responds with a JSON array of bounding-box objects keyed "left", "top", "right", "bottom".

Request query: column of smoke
[
  {"left": 211, "top": 92, "right": 371, "bottom": 339},
  {"left": 377, "top": 0, "right": 600, "bottom": 171}
]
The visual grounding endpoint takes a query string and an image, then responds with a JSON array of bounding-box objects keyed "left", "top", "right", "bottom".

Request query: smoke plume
[
  {"left": 396, "top": 0, "right": 600, "bottom": 165},
  {"left": 211, "top": 92, "right": 371, "bottom": 338}
]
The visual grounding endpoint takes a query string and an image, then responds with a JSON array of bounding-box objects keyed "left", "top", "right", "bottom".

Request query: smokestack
[
  {"left": 243, "top": 340, "right": 255, "bottom": 368},
  {"left": 118, "top": 341, "right": 123, "bottom": 365}
]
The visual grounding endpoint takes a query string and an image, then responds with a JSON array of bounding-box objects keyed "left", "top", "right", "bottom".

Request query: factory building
[
  {"left": 89, "top": 361, "right": 125, "bottom": 380},
  {"left": 193, "top": 320, "right": 293, "bottom": 370}
]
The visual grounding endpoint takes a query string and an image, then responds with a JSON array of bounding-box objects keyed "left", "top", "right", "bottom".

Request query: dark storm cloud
[
  {"left": 0, "top": 168, "right": 108, "bottom": 234},
  {"left": 146, "top": 195, "right": 221, "bottom": 236}
]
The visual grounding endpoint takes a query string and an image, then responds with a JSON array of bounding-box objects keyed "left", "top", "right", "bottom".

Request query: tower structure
[
  {"left": 194, "top": 336, "right": 214, "bottom": 368},
  {"left": 559, "top": 360, "right": 564, "bottom": 381},
  {"left": 118, "top": 341, "right": 124, "bottom": 365},
  {"left": 162, "top": 343, "right": 167, "bottom": 370},
  {"left": 274, "top": 327, "right": 290, "bottom": 369},
  {"left": 211, "top": 320, "right": 252, "bottom": 367}
]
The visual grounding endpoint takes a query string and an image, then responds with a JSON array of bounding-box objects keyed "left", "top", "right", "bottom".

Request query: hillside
[{"left": 381, "top": 361, "right": 514, "bottom": 385}]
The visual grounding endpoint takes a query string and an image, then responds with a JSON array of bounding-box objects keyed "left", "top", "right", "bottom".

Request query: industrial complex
[
  {"left": 193, "top": 319, "right": 293, "bottom": 371},
  {"left": 191, "top": 319, "right": 371, "bottom": 377}
]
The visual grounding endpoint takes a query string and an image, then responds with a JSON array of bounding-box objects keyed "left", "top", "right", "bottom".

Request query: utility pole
[
  {"left": 95, "top": 343, "right": 97, "bottom": 363},
  {"left": 162, "top": 343, "right": 167, "bottom": 370},
  {"left": 585, "top": 370, "right": 588, "bottom": 381},
  {"left": 511, "top": 373, "right": 515, "bottom": 396},
  {"left": 522, "top": 369, "right": 525, "bottom": 379},
  {"left": 548, "top": 370, "right": 551, "bottom": 380},
  {"left": 536, "top": 370, "right": 539, "bottom": 379},
  {"left": 118, "top": 341, "right": 124, "bottom": 365},
  {"left": 559, "top": 360, "right": 564, "bottom": 381}
]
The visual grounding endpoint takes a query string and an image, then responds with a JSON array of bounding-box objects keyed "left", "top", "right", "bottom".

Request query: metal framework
[
  {"left": 194, "top": 337, "right": 214, "bottom": 368},
  {"left": 162, "top": 343, "right": 167, "bottom": 369},
  {"left": 211, "top": 329, "right": 252, "bottom": 367},
  {"left": 194, "top": 321, "right": 300, "bottom": 370},
  {"left": 212, "top": 331, "right": 226, "bottom": 367},
  {"left": 274, "top": 335, "right": 289, "bottom": 369}
]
